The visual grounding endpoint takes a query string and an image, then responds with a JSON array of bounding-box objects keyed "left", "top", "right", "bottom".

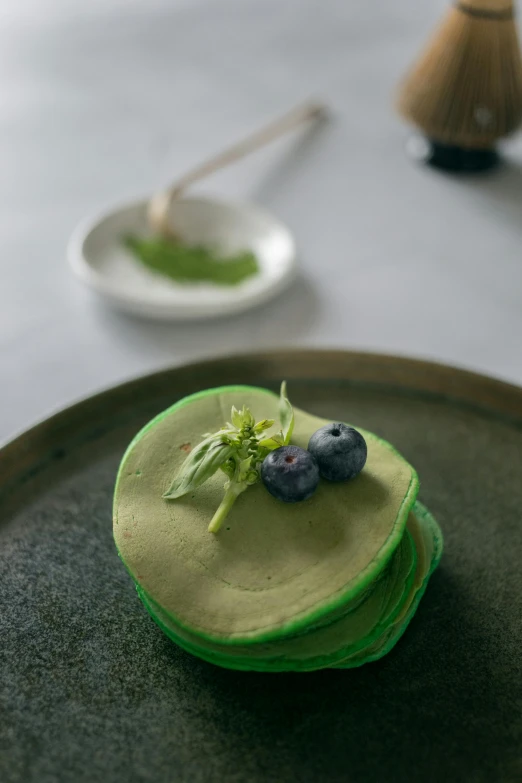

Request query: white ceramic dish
[{"left": 68, "top": 196, "right": 297, "bottom": 321}]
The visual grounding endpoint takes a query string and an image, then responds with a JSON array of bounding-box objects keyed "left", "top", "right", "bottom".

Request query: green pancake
[
  {"left": 134, "top": 504, "right": 443, "bottom": 673},
  {"left": 333, "top": 503, "right": 443, "bottom": 668},
  {"left": 135, "top": 525, "right": 418, "bottom": 672},
  {"left": 114, "top": 385, "right": 420, "bottom": 647}
]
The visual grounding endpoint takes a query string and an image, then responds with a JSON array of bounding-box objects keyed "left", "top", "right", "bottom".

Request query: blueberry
[
  {"left": 261, "top": 445, "right": 319, "bottom": 503},
  {"left": 308, "top": 423, "right": 367, "bottom": 482}
]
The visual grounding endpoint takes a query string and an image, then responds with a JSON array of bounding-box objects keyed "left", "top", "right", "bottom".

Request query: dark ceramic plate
[{"left": 1, "top": 351, "right": 521, "bottom": 783}]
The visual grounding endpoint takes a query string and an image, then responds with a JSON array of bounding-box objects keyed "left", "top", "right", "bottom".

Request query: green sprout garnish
[{"left": 163, "top": 382, "right": 294, "bottom": 533}]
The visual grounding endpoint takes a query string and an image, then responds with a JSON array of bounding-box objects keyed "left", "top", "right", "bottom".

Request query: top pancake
[{"left": 113, "top": 386, "right": 419, "bottom": 643}]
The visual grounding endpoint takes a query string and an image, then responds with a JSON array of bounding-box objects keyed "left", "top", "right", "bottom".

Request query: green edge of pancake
[
  {"left": 333, "top": 502, "right": 444, "bottom": 669},
  {"left": 137, "top": 529, "right": 418, "bottom": 671},
  {"left": 114, "top": 385, "right": 419, "bottom": 645},
  {"left": 137, "top": 503, "right": 441, "bottom": 671}
]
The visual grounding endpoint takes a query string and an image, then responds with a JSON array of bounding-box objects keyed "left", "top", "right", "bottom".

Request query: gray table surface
[{"left": 2, "top": 0, "right": 522, "bottom": 443}]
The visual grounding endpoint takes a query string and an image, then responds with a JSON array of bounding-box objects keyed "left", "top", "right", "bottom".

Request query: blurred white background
[{"left": 2, "top": 0, "right": 522, "bottom": 440}]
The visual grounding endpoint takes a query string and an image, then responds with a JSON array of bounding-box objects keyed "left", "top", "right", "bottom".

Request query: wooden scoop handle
[{"left": 148, "top": 101, "right": 326, "bottom": 238}]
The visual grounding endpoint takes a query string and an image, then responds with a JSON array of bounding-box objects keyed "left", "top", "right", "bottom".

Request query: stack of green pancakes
[{"left": 113, "top": 385, "right": 443, "bottom": 672}]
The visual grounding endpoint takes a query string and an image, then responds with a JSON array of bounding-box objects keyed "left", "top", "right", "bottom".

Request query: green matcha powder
[{"left": 125, "top": 235, "right": 259, "bottom": 286}]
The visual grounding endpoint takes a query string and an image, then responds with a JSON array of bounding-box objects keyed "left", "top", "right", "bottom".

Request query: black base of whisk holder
[{"left": 409, "top": 137, "right": 499, "bottom": 172}]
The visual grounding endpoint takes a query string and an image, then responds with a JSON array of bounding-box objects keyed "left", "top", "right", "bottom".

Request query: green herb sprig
[{"left": 163, "top": 382, "right": 294, "bottom": 533}]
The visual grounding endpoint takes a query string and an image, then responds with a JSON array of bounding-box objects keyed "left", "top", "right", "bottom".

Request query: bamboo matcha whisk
[{"left": 398, "top": 0, "right": 522, "bottom": 170}]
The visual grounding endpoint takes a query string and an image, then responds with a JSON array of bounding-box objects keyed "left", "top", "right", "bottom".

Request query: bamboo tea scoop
[
  {"left": 68, "top": 101, "right": 326, "bottom": 321},
  {"left": 148, "top": 101, "right": 326, "bottom": 238}
]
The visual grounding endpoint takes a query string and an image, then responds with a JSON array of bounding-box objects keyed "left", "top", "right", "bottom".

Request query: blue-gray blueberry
[
  {"left": 261, "top": 445, "right": 319, "bottom": 503},
  {"left": 308, "top": 423, "right": 367, "bottom": 482}
]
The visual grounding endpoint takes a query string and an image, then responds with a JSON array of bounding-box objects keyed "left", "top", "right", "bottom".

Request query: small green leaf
[
  {"left": 220, "top": 459, "right": 235, "bottom": 479},
  {"left": 216, "top": 428, "right": 237, "bottom": 444},
  {"left": 241, "top": 406, "right": 255, "bottom": 428},
  {"left": 230, "top": 406, "right": 243, "bottom": 429},
  {"left": 238, "top": 455, "right": 253, "bottom": 481},
  {"left": 163, "top": 437, "right": 234, "bottom": 499},
  {"left": 253, "top": 418, "right": 275, "bottom": 434},
  {"left": 258, "top": 432, "right": 285, "bottom": 450},
  {"left": 279, "top": 381, "right": 294, "bottom": 445}
]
